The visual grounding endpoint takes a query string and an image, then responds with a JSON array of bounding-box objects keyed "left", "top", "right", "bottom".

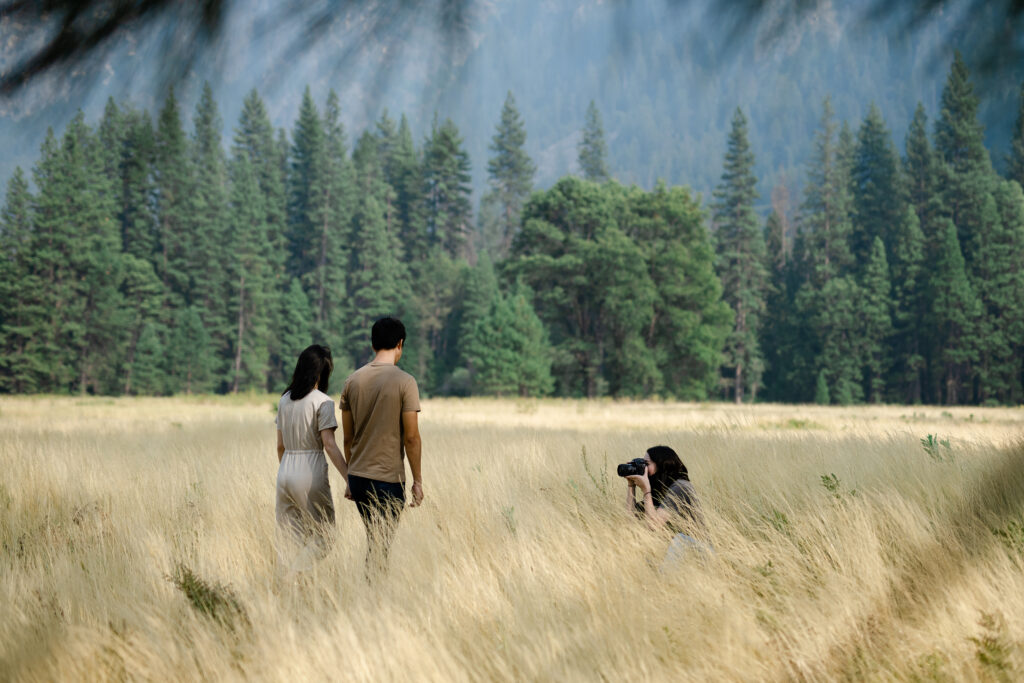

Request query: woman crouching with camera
[{"left": 623, "top": 446, "right": 707, "bottom": 553}]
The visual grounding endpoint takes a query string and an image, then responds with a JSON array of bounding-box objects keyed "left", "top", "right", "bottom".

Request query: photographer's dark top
[
  {"left": 340, "top": 361, "right": 420, "bottom": 484},
  {"left": 649, "top": 478, "right": 705, "bottom": 534}
]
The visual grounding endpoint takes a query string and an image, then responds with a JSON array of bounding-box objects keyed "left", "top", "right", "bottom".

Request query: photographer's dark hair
[
  {"left": 647, "top": 445, "right": 688, "bottom": 505},
  {"left": 371, "top": 317, "right": 406, "bottom": 351},
  {"left": 284, "top": 345, "right": 334, "bottom": 400}
]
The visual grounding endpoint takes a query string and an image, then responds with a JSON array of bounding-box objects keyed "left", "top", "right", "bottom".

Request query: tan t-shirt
[
  {"left": 275, "top": 389, "right": 338, "bottom": 451},
  {"left": 339, "top": 361, "right": 421, "bottom": 483}
]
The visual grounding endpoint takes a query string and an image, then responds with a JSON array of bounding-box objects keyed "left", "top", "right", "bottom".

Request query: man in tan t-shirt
[{"left": 340, "top": 317, "right": 422, "bottom": 575}]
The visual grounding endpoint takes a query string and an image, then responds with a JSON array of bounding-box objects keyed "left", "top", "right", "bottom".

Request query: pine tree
[
  {"left": 120, "top": 107, "right": 158, "bottom": 262},
  {"left": 935, "top": 52, "right": 993, "bottom": 268},
  {"left": 970, "top": 184, "right": 1024, "bottom": 403},
  {"left": 153, "top": 87, "right": 192, "bottom": 307},
  {"left": 166, "top": 306, "right": 216, "bottom": 394},
  {"left": 860, "top": 237, "right": 894, "bottom": 403},
  {"left": 189, "top": 82, "right": 231, "bottom": 370},
  {"left": 795, "top": 97, "right": 858, "bottom": 402},
  {"left": 852, "top": 104, "right": 903, "bottom": 264},
  {"left": 1008, "top": 82, "right": 1024, "bottom": 190},
  {"left": 388, "top": 115, "right": 427, "bottom": 266},
  {"left": 288, "top": 86, "right": 326, "bottom": 278},
  {"left": 761, "top": 209, "right": 804, "bottom": 402},
  {"left": 481, "top": 92, "right": 536, "bottom": 257},
  {"left": 422, "top": 117, "right": 473, "bottom": 259},
  {"left": 233, "top": 89, "right": 289, "bottom": 383},
  {"left": 347, "top": 193, "right": 411, "bottom": 369},
  {"left": 0, "top": 168, "right": 41, "bottom": 392},
  {"left": 306, "top": 89, "right": 352, "bottom": 346},
  {"left": 814, "top": 370, "right": 831, "bottom": 405},
  {"left": 131, "top": 322, "right": 166, "bottom": 395},
  {"left": 712, "top": 107, "right": 767, "bottom": 403},
  {"left": 931, "top": 219, "right": 981, "bottom": 405},
  {"left": 118, "top": 253, "right": 164, "bottom": 394},
  {"left": 277, "top": 277, "right": 313, "bottom": 381},
  {"left": 578, "top": 100, "right": 610, "bottom": 182},
  {"left": 97, "top": 97, "right": 124, "bottom": 183},
  {"left": 888, "top": 206, "right": 927, "bottom": 403},
  {"left": 903, "top": 102, "right": 946, "bottom": 404},
  {"left": 799, "top": 97, "right": 854, "bottom": 286},
  {"left": 226, "top": 153, "right": 272, "bottom": 392}
]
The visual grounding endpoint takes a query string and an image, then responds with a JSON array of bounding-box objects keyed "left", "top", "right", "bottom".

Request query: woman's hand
[{"left": 625, "top": 471, "right": 650, "bottom": 494}]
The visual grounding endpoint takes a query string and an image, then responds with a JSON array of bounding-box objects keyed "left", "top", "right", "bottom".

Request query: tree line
[{"left": 1, "top": 54, "right": 1022, "bottom": 404}]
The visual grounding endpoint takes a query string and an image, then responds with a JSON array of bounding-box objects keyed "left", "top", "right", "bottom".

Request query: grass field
[{"left": 1, "top": 395, "right": 1023, "bottom": 681}]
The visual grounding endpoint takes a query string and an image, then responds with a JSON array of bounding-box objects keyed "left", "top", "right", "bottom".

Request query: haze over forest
[{"left": 2, "top": 0, "right": 1022, "bottom": 202}]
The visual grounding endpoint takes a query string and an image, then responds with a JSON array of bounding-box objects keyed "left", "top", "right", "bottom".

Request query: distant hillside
[{"left": 1, "top": 0, "right": 1022, "bottom": 210}]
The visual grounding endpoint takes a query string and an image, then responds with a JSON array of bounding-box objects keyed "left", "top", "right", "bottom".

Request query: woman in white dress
[{"left": 276, "top": 345, "right": 349, "bottom": 552}]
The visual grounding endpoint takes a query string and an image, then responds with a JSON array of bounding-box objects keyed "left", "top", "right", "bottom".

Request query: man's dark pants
[{"left": 348, "top": 474, "right": 405, "bottom": 577}]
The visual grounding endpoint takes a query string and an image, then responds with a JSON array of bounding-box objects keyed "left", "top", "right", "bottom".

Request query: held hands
[
  {"left": 410, "top": 480, "right": 424, "bottom": 507},
  {"left": 343, "top": 481, "right": 353, "bottom": 500},
  {"left": 625, "top": 472, "right": 651, "bottom": 495}
]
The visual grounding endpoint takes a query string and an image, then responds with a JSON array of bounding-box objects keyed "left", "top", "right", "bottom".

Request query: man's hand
[{"left": 410, "top": 480, "right": 424, "bottom": 507}]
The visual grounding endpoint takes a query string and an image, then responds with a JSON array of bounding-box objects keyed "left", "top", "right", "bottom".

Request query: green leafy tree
[
  {"left": 513, "top": 179, "right": 655, "bottom": 397},
  {"left": 464, "top": 282, "right": 553, "bottom": 397},
  {"left": 578, "top": 100, "right": 610, "bottom": 182},
  {"left": 627, "top": 183, "right": 730, "bottom": 399},
  {"left": 712, "top": 107, "right": 767, "bottom": 402}
]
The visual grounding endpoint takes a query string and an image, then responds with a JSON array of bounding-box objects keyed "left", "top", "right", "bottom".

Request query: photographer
[{"left": 621, "top": 446, "right": 705, "bottom": 540}]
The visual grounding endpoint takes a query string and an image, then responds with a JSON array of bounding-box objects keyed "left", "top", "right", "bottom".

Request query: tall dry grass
[{"left": 1, "top": 395, "right": 1023, "bottom": 681}]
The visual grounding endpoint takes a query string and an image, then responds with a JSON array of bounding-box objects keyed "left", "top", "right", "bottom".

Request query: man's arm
[{"left": 402, "top": 410, "right": 423, "bottom": 507}]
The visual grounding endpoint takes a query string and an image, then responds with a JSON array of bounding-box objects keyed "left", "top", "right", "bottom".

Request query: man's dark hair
[
  {"left": 371, "top": 317, "right": 406, "bottom": 351},
  {"left": 284, "top": 344, "right": 333, "bottom": 400}
]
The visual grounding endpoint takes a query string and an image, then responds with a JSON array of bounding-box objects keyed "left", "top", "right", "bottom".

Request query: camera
[{"left": 617, "top": 458, "right": 648, "bottom": 477}]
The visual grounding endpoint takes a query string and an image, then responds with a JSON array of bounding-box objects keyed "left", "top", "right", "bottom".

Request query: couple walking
[{"left": 274, "top": 317, "right": 421, "bottom": 577}]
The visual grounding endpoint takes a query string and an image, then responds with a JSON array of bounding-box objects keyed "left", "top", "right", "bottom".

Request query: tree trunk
[{"left": 734, "top": 362, "right": 743, "bottom": 404}]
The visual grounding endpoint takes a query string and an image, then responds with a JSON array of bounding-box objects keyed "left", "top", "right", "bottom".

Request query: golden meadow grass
[{"left": 1, "top": 395, "right": 1023, "bottom": 681}]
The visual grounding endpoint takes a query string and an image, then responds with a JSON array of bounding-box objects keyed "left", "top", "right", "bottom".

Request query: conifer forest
[{"left": 1, "top": 53, "right": 1023, "bottom": 406}]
